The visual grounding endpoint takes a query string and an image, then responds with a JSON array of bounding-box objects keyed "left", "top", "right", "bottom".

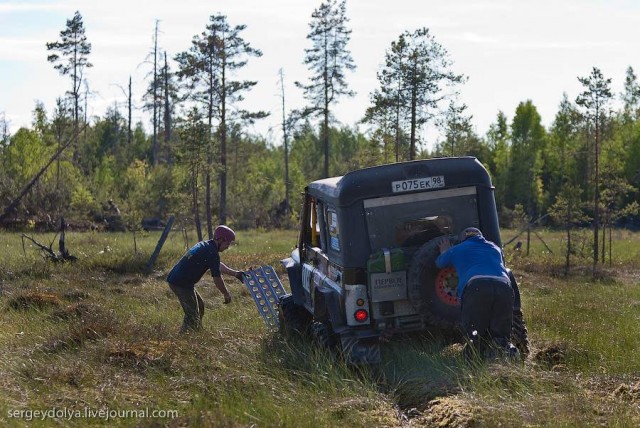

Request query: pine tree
[
  {"left": 363, "top": 91, "right": 406, "bottom": 162},
  {"left": 486, "top": 111, "right": 510, "bottom": 210},
  {"left": 622, "top": 66, "right": 640, "bottom": 122},
  {"left": 141, "top": 20, "right": 162, "bottom": 166},
  {"left": 0, "top": 112, "right": 9, "bottom": 147},
  {"left": 544, "top": 93, "right": 582, "bottom": 211},
  {"left": 176, "top": 14, "right": 266, "bottom": 229},
  {"left": 620, "top": 66, "right": 640, "bottom": 183},
  {"left": 507, "top": 100, "right": 547, "bottom": 219},
  {"left": 576, "top": 67, "right": 612, "bottom": 272},
  {"left": 176, "top": 108, "right": 209, "bottom": 241},
  {"left": 279, "top": 69, "right": 292, "bottom": 221},
  {"left": 548, "top": 184, "right": 590, "bottom": 275},
  {"left": 363, "top": 35, "right": 408, "bottom": 162},
  {"left": 46, "top": 11, "right": 92, "bottom": 136},
  {"left": 365, "top": 28, "right": 464, "bottom": 160},
  {"left": 161, "top": 52, "right": 177, "bottom": 165},
  {"left": 296, "top": 0, "right": 356, "bottom": 178},
  {"left": 434, "top": 100, "right": 485, "bottom": 159}
]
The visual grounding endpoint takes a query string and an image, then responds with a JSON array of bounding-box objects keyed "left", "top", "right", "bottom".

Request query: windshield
[{"left": 363, "top": 186, "right": 479, "bottom": 251}]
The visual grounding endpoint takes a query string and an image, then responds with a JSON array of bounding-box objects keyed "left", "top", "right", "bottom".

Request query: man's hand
[
  {"left": 438, "top": 237, "right": 452, "bottom": 253},
  {"left": 235, "top": 271, "right": 245, "bottom": 283},
  {"left": 223, "top": 292, "right": 232, "bottom": 304}
]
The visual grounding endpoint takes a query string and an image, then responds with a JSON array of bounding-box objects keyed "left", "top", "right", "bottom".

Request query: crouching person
[
  {"left": 436, "top": 227, "right": 519, "bottom": 360},
  {"left": 166, "top": 225, "right": 244, "bottom": 333}
]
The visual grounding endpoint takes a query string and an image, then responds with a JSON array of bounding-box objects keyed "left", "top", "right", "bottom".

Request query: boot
[{"left": 505, "top": 342, "right": 521, "bottom": 362}]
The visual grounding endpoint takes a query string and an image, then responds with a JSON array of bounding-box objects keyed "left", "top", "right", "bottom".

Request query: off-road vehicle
[{"left": 280, "top": 157, "right": 529, "bottom": 364}]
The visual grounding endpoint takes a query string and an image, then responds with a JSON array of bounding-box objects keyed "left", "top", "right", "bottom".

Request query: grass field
[{"left": 0, "top": 228, "right": 639, "bottom": 427}]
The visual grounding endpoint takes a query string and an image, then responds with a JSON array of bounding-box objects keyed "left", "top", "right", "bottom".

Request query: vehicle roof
[{"left": 307, "top": 157, "right": 493, "bottom": 207}]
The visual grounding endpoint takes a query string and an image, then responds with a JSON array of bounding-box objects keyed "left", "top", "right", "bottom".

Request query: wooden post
[{"left": 146, "top": 215, "right": 175, "bottom": 273}]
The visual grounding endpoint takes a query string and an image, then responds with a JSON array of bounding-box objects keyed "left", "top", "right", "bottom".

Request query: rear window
[{"left": 363, "top": 186, "right": 479, "bottom": 251}]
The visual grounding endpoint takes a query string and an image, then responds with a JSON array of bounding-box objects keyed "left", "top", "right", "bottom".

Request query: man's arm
[
  {"left": 212, "top": 275, "right": 232, "bottom": 304},
  {"left": 436, "top": 237, "right": 453, "bottom": 268},
  {"left": 220, "top": 262, "right": 243, "bottom": 280},
  {"left": 438, "top": 238, "right": 452, "bottom": 254}
]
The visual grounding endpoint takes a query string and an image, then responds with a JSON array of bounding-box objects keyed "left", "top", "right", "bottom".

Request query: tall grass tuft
[{"left": 0, "top": 229, "right": 639, "bottom": 426}]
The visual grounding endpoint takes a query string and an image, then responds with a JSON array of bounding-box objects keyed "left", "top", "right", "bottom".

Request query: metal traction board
[{"left": 242, "top": 265, "right": 287, "bottom": 329}]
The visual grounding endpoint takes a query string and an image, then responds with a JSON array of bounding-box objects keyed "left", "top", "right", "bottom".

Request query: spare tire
[{"left": 407, "top": 236, "right": 461, "bottom": 326}]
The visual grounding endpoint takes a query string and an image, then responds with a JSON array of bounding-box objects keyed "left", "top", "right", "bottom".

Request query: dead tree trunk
[
  {"left": 21, "top": 217, "right": 76, "bottom": 262},
  {"left": 0, "top": 127, "right": 84, "bottom": 224}
]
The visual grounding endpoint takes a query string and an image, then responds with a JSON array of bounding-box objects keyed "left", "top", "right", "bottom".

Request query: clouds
[
  {"left": 0, "top": 2, "right": 65, "bottom": 13},
  {"left": 0, "top": 37, "right": 47, "bottom": 61},
  {"left": 1, "top": 0, "right": 639, "bottom": 147}
]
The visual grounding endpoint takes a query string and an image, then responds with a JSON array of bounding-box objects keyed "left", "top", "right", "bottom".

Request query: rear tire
[
  {"left": 279, "top": 295, "right": 312, "bottom": 337},
  {"left": 511, "top": 308, "right": 530, "bottom": 358},
  {"left": 507, "top": 270, "right": 530, "bottom": 358}
]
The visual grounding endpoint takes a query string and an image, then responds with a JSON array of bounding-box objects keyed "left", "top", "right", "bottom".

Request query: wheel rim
[{"left": 435, "top": 267, "right": 459, "bottom": 306}]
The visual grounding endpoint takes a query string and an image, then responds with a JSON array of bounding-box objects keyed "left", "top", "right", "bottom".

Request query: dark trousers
[
  {"left": 169, "top": 283, "right": 205, "bottom": 332},
  {"left": 461, "top": 278, "right": 513, "bottom": 349}
]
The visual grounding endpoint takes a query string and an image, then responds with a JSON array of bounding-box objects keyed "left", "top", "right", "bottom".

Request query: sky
[{"left": 1, "top": 0, "right": 640, "bottom": 150}]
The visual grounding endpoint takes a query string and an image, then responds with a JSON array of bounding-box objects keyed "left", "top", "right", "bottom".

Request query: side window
[
  {"left": 327, "top": 208, "right": 340, "bottom": 252},
  {"left": 316, "top": 201, "right": 327, "bottom": 251},
  {"left": 308, "top": 198, "right": 320, "bottom": 247}
]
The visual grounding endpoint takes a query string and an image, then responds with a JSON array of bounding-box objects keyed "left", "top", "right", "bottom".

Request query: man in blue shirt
[
  {"left": 436, "top": 227, "right": 517, "bottom": 359},
  {"left": 167, "top": 225, "right": 244, "bottom": 333}
]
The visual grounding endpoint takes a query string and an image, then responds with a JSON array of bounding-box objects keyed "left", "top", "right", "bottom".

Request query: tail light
[
  {"left": 354, "top": 309, "right": 368, "bottom": 322},
  {"left": 345, "top": 284, "right": 370, "bottom": 326}
]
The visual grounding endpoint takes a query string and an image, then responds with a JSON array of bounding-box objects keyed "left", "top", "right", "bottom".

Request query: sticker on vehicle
[{"left": 370, "top": 271, "right": 407, "bottom": 302}]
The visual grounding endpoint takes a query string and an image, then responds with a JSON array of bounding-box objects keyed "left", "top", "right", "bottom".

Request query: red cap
[{"left": 214, "top": 225, "right": 236, "bottom": 242}]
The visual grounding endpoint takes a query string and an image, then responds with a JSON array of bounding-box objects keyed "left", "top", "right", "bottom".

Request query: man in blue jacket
[
  {"left": 436, "top": 227, "right": 517, "bottom": 359},
  {"left": 167, "top": 225, "right": 244, "bottom": 333}
]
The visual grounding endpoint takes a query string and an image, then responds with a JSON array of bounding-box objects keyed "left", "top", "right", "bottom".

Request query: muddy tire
[
  {"left": 279, "top": 295, "right": 312, "bottom": 337},
  {"left": 407, "top": 237, "right": 460, "bottom": 327},
  {"left": 507, "top": 270, "right": 530, "bottom": 357},
  {"left": 511, "top": 307, "right": 530, "bottom": 357},
  {"left": 311, "top": 321, "right": 337, "bottom": 349}
]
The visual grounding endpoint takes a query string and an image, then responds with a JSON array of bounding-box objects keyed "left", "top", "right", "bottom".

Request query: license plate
[{"left": 392, "top": 176, "right": 445, "bottom": 193}]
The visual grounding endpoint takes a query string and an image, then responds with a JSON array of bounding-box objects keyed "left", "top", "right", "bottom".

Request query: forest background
[{"left": 2, "top": 0, "right": 640, "bottom": 269}]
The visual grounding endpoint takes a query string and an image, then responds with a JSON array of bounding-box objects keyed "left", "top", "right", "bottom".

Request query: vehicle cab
[{"left": 281, "top": 157, "right": 525, "bottom": 364}]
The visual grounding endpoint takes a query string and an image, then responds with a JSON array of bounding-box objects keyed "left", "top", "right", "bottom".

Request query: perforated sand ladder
[{"left": 242, "top": 265, "right": 287, "bottom": 329}]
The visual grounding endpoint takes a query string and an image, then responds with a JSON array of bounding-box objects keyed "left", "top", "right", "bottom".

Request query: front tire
[
  {"left": 311, "top": 321, "right": 337, "bottom": 349},
  {"left": 279, "top": 294, "right": 312, "bottom": 337}
]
